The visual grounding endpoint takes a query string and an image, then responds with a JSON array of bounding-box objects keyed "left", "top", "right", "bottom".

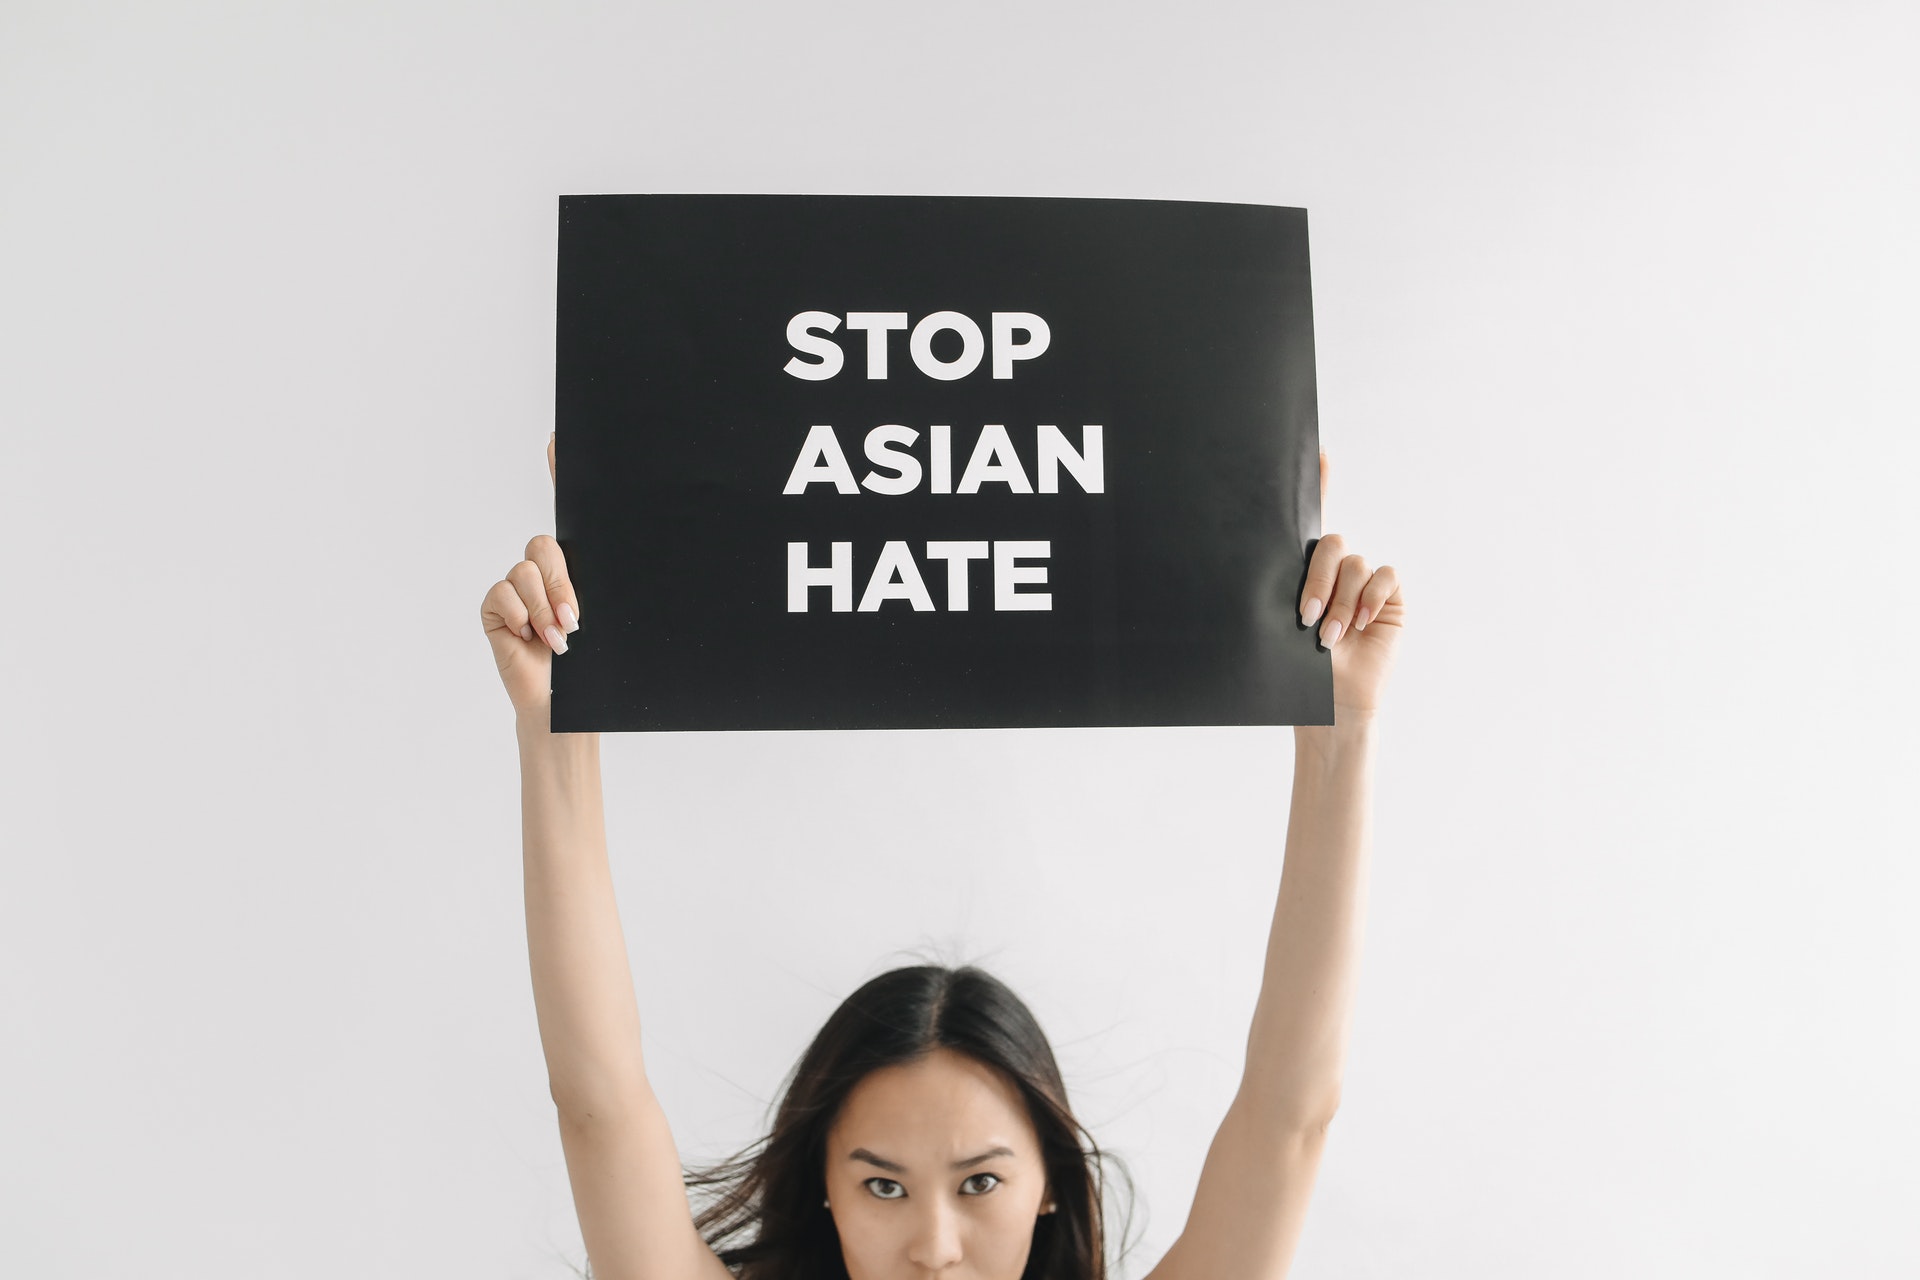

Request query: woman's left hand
[
  {"left": 1298, "top": 455, "right": 1405, "bottom": 714},
  {"left": 1299, "top": 536, "right": 1403, "bottom": 713}
]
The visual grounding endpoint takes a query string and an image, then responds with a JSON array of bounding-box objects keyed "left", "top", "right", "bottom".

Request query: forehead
[{"left": 828, "top": 1048, "right": 1040, "bottom": 1160}]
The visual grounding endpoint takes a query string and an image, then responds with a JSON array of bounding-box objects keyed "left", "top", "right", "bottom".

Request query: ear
[
  {"left": 548, "top": 432, "right": 557, "bottom": 486},
  {"left": 1319, "top": 450, "right": 1330, "bottom": 506}
]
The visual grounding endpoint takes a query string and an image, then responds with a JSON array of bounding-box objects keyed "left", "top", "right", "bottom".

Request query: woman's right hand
[{"left": 481, "top": 437, "right": 581, "bottom": 718}]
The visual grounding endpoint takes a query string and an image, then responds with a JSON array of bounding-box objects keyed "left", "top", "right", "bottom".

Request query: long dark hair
[{"left": 683, "top": 964, "right": 1133, "bottom": 1280}]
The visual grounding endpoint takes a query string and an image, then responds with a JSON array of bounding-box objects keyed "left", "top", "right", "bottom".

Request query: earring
[
  {"left": 1042, "top": 1201, "right": 1057, "bottom": 1214},
  {"left": 823, "top": 1198, "right": 832, "bottom": 1209}
]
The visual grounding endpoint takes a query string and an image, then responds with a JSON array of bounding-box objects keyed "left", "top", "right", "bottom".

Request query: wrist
[
  {"left": 1294, "top": 708, "right": 1377, "bottom": 761},
  {"left": 516, "top": 704, "right": 598, "bottom": 751},
  {"left": 514, "top": 702, "right": 550, "bottom": 740},
  {"left": 1299, "top": 704, "right": 1379, "bottom": 730}
]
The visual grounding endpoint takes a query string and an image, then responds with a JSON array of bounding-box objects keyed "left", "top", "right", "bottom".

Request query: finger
[
  {"left": 480, "top": 578, "right": 535, "bottom": 656},
  {"left": 1298, "top": 532, "right": 1346, "bottom": 627},
  {"left": 524, "top": 533, "right": 580, "bottom": 633},
  {"left": 1319, "top": 552, "right": 1371, "bottom": 649},
  {"left": 547, "top": 432, "right": 556, "bottom": 486},
  {"left": 507, "top": 558, "right": 567, "bottom": 654},
  {"left": 1352, "top": 563, "right": 1402, "bottom": 632}
]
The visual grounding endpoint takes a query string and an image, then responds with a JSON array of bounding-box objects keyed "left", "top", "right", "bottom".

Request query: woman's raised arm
[
  {"left": 480, "top": 441, "right": 731, "bottom": 1280},
  {"left": 1147, "top": 459, "right": 1405, "bottom": 1280}
]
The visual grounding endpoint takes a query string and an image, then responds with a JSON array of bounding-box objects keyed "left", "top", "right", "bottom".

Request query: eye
[
  {"left": 863, "top": 1177, "right": 906, "bottom": 1200},
  {"left": 959, "top": 1172, "right": 1001, "bottom": 1196}
]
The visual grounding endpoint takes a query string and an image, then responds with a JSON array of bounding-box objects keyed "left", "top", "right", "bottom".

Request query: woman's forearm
[
  {"left": 517, "top": 714, "right": 652, "bottom": 1121},
  {"left": 1239, "top": 711, "right": 1376, "bottom": 1128}
]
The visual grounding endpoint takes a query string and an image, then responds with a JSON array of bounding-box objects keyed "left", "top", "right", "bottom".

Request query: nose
[{"left": 906, "top": 1200, "right": 964, "bottom": 1271}]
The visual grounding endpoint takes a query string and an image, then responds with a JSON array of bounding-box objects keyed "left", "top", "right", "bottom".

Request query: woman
[{"left": 480, "top": 442, "right": 1403, "bottom": 1280}]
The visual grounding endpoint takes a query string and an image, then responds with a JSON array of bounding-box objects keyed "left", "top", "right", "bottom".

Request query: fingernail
[
  {"left": 519, "top": 624, "right": 534, "bottom": 642},
  {"left": 544, "top": 625, "right": 568, "bottom": 654},
  {"left": 557, "top": 602, "right": 579, "bottom": 633},
  {"left": 1322, "top": 618, "right": 1344, "bottom": 647},
  {"left": 1301, "top": 597, "right": 1324, "bottom": 626},
  {"left": 1354, "top": 608, "right": 1370, "bottom": 632}
]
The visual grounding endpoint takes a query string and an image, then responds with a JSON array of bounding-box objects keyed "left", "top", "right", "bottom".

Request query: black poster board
[{"left": 551, "top": 194, "right": 1330, "bottom": 732}]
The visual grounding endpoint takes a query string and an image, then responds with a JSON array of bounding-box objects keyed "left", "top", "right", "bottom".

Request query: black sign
[{"left": 551, "top": 194, "right": 1330, "bottom": 732}]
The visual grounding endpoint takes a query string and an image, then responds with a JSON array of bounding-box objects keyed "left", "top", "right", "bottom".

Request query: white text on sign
[
  {"left": 783, "top": 311, "right": 1051, "bottom": 380},
  {"left": 783, "top": 423, "right": 1103, "bottom": 496},
  {"left": 788, "top": 541, "right": 1052, "bottom": 612}
]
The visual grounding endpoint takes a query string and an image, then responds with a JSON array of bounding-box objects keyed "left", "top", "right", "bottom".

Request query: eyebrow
[{"left": 849, "top": 1146, "right": 1017, "bottom": 1173}]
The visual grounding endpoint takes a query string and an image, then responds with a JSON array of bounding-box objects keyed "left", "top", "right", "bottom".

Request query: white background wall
[{"left": 4, "top": 2, "right": 1915, "bottom": 1275}]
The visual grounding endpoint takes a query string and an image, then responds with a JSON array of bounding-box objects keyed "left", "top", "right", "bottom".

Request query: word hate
[{"left": 788, "top": 541, "right": 1052, "bottom": 612}]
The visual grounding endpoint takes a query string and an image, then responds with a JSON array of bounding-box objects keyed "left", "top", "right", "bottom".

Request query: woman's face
[{"left": 825, "top": 1047, "right": 1053, "bottom": 1279}]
